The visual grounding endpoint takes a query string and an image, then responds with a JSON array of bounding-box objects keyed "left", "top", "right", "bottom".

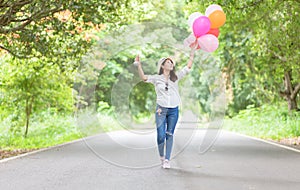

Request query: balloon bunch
[{"left": 184, "top": 4, "right": 226, "bottom": 52}]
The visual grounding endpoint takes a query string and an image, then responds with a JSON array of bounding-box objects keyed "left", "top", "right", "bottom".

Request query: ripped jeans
[{"left": 155, "top": 104, "right": 179, "bottom": 160}]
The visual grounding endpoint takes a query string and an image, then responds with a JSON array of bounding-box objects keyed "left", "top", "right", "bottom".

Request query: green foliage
[
  {"left": 96, "top": 60, "right": 124, "bottom": 105},
  {"left": 0, "top": 0, "right": 190, "bottom": 149},
  {"left": 199, "top": 0, "right": 300, "bottom": 112},
  {"left": 0, "top": 56, "right": 74, "bottom": 136},
  {"left": 85, "top": 14, "right": 191, "bottom": 117},
  {"left": 0, "top": 0, "right": 155, "bottom": 59},
  {"left": 1, "top": 0, "right": 299, "bottom": 151},
  {"left": 0, "top": 111, "right": 81, "bottom": 149},
  {"left": 0, "top": 108, "right": 123, "bottom": 150},
  {"left": 129, "top": 82, "right": 156, "bottom": 120},
  {"left": 218, "top": 30, "right": 277, "bottom": 115},
  {"left": 188, "top": 53, "right": 223, "bottom": 115},
  {"left": 224, "top": 102, "right": 300, "bottom": 140}
]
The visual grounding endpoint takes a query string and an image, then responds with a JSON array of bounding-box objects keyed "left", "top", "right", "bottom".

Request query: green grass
[
  {"left": 223, "top": 102, "right": 300, "bottom": 140},
  {"left": 0, "top": 110, "right": 122, "bottom": 150},
  {"left": 1, "top": 102, "right": 299, "bottom": 151}
]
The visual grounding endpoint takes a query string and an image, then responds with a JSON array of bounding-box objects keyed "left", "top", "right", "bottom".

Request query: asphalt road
[{"left": 1, "top": 128, "right": 300, "bottom": 190}]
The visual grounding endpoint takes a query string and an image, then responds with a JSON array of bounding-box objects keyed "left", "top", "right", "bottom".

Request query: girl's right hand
[
  {"left": 135, "top": 54, "right": 140, "bottom": 62},
  {"left": 134, "top": 54, "right": 141, "bottom": 66}
]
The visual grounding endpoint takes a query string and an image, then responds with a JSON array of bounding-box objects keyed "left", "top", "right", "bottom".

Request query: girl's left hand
[{"left": 189, "top": 39, "right": 198, "bottom": 50}]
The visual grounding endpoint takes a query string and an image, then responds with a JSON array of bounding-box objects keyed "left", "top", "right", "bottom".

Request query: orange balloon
[{"left": 208, "top": 10, "right": 226, "bottom": 29}]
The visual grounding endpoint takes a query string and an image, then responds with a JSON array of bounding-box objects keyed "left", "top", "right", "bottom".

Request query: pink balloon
[
  {"left": 198, "top": 34, "right": 219, "bottom": 52},
  {"left": 205, "top": 4, "right": 223, "bottom": 16},
  {"left": 188, "top": 12, "right": 203, "bottom": 27},
  {"left": 192, "top": 16, "right": 211, "bottom": 38}
]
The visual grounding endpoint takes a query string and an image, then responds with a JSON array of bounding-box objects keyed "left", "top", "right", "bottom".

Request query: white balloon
[
  {"left": 187, "top": 12, "right": 203, "bottom": 27},
  {"left": 205, "top": 4, "right": 223, "bottom": 17}
]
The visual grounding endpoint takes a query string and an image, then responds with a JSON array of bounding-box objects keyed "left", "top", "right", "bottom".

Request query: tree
[
  {"left": 0, "top": 0, "right": 158, "bottom": 136},
  {"left": 0, "top": 0, "right": 151, "bottom": 59},
  {"left": 80, "top": 0, "right": 190, "bottom": 115},
  {"left": 0, "top": 56, "right": 74, "bottom": 137},
  {"left": 243, "top": 0, "right": 300, "bottom": 111},
  {"left": 190, "top": 0, "right": 300, "bottom": 111}
]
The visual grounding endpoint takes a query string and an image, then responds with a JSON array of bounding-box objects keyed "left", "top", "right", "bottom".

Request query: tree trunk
[
  {"left": 287, "top": 98, "right": 297, "bottom": 111},
  {"left": 24, "top": 97, "right": 34, "bottom": 138},
  {"left": 280, "top": 70, "right": 300, "bottom": 111}
]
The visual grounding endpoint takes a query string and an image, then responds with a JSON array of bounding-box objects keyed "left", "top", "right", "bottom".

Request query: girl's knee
[
  {"left": 166, "top": 131, "right": 173, "bottom": 136},
  {"left": 166, "top": 131, "right": 173, "bottom": 140}
]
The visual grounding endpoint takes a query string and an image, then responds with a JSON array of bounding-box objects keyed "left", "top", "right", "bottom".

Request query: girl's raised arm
[
  {"left": 187, "top": 41, "right": 197, "bottom": 69},
  {"left": 134, "top": 54, "right": 148, "bottom": 81}
]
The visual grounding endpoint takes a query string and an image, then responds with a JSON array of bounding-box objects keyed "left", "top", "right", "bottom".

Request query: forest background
[{"left": 0, "top": 0, "right": 299, "bottom": 158}]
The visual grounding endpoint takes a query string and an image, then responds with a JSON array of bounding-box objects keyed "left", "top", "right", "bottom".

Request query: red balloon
[{"left": 207, "top": 28, "right": 220, "bottom": 37}]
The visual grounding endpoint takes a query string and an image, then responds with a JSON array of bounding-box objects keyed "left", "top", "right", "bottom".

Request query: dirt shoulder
[
  {"left": 270, "top": 137, "right": 300, "bottom": 151},
  {"left": 0, "top": 149, "right": 39, "bottom": 160}
]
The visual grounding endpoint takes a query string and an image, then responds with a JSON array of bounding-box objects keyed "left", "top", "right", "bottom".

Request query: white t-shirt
[{"left": 146, "top": 66, "right": 191, "bottom": 108}]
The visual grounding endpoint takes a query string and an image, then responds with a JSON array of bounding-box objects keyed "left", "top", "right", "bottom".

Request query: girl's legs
[
  {"left": 155, "top": 105, "right": 179, "bottom": 164},
  {"left": 155, "top": 106, "right": 167, "bottom": 158},
  {"left": 165, "top": 107, "right": 179, "bottom": 160}
]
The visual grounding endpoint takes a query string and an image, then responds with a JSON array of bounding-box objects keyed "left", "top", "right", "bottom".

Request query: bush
[{"left": 224, "top": 102, "right": 300, "bottom": 140}]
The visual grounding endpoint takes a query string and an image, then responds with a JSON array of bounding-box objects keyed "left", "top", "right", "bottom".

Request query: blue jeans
[{"left": 155, "top": 105, "right": 179, "bottom": 160}]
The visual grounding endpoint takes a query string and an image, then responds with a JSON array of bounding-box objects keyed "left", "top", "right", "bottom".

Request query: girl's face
[{"left": 162, "top": 59, "right": 174, "bottom": 71}]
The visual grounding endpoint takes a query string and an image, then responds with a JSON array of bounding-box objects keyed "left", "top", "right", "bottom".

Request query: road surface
[{"left": 1, "top": 128, "right": 300, "bottom": 190}]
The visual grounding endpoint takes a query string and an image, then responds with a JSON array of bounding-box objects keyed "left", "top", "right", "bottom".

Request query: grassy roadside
[
  {"left": 0, "top": 111, "right": 122, "bottom": 160},
  {"left": 223, "top": 103, "right": 300, "bottom": 147}
]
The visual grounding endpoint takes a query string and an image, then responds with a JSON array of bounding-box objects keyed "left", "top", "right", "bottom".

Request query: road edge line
[{"left": 226, "top": 130, "right": 300, "bottom": 153}]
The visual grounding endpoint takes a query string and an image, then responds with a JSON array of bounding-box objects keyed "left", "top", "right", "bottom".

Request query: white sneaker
[
  {"left": 162, "top": 159, "right": 171, "bottom": 169},
  {"left": 160, "top": 156, "right": 165, "bottom": 166}
]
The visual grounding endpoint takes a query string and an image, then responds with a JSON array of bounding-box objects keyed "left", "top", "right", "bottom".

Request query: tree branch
[
  {"left": 267, "top": 49, "right": 287, "bottom": 62},
  {"left": 0, "top": 6, "right": 63, "bottom": 34},
  {"left": 0, "top": 0, "right": 63, "bottom": 33},
  {"left": 10, "top": 18, "right": 31, "bottom": 22},
  {"left": 0, "top": 0, "right": 9, "bottom": 8},
  {"left": 227, "top": 0, "right": 285, "bottom": 27},
  {"left": 0, "top": 19, "right": 32, "bottom": 33},
  {"left": 0, "top": 44, "right": 29, "bottom": 58},
  {"left": 235, "top": 0, "right": 265, "bottom": 10},
  {"left": 0, "top": 0, "right": 30, "bottom": 27},
  {"left": 13, "top": 0, "right": 31, "bottom": 7},
  {"left": 291, "top": 83, "right": 300, "bottom": 100},
  {"left": 0, "top": 0, "right": 32, "bottom": 24}
]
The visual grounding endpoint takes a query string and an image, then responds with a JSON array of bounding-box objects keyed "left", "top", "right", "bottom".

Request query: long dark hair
[{"left": 158, "top": 58, "right": 178, "bottom": 82}]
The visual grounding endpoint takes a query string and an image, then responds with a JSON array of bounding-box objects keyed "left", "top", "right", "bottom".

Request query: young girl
[{"left": 134, "top": 48, "right": 196, "bottom": 169}]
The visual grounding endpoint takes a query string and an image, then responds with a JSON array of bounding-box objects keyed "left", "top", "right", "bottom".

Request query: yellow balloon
[{"left": 208, "top": 10, "right": 226, "bottom": 29}]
